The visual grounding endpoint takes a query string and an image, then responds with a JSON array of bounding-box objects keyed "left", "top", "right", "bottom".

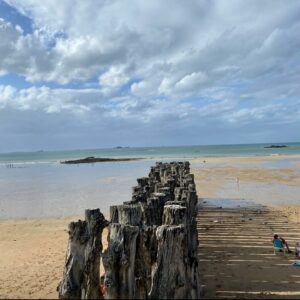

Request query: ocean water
[
  {"left": 0, "top": 159, "right": 160, "bottom": 219},
  {"left": 1, "top": 142, "right": 300, "bottom": 164},
  {"left": 0, "top": 143, "right": 299, "bottom": 219}
]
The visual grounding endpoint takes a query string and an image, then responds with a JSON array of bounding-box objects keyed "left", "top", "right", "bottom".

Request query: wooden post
[
  {"left": 59, "top": 161, "right": 201, "bottom": 299},
  {"left": 102, "top": 223, "right": 139, "bottom": 299},
  {"left": 58, "top": 209, "right": 109, "bottom": 299},
  {"left": 149, "top": 224, "right": 187, "bottom": 299}
]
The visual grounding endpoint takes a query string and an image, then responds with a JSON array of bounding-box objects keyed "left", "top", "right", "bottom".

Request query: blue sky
[{"left": 0, "top": 0, "right": 299, "bottom": 152}]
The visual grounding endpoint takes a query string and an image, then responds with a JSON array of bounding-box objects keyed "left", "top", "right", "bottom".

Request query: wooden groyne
[{"left": 58, "top": 161, "right": 201, "bottom": 299}]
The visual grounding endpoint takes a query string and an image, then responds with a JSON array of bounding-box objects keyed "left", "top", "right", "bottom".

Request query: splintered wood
[{"left": 58, "top": 162, "right": 201, "bottom": 299}]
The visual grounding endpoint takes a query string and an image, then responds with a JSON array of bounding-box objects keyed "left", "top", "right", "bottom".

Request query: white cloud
[
  {"left": 1, "top": 0, "right": 300, "bottom": 93},
  {"left": 0, "top": 85, "right": 16, "bottom": 108},
  {"left": 131, "top": 81, "right": 147, "bottom": 95},
  {"left": 175, "top": 72, "right": 208, "bottom": 92},
  {"left": 0, "top": 0, "right": 300, "bottom": 149},
  {"left": 99, "top": 65, "right": 130, "bottom": 95},
  {"left": 0, "top": 85, "right": 106, "bottom": 114}
]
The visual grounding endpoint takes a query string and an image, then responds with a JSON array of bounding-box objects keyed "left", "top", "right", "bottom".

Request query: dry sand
[
  {"left": 0, "top": 217, "right": 108, "bottom": 299},
  {"left": 0, "top": 217, "right": 73, "bottom": 299},
  {"left": 0, "top": 154, "right": 300, "bottom": 299}
]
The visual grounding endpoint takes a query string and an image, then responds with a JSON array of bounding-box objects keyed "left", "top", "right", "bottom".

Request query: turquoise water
[{"left": 1, "top": 143, "right": 300, "bottom": 164}]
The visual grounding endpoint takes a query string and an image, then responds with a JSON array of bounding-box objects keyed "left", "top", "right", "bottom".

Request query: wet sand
[
  {"left": 191, "top": 154, "right": 300, "bottom": 200},
  {"left": 0, "top": 154, "right": 300, "bottom": 298},
  {"left": 192, "top": 155, "right": 300, "bottom": 299},
  {"left": 198, "top": 205, "right": 300, "bottom": 299}
]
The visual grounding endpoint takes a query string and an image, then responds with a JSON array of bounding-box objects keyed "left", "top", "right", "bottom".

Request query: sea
[{"left": 0, "top": 143, "right": 299, "bottom": 219}]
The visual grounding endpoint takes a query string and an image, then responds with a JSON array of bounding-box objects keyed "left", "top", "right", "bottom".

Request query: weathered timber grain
[
  {"left": 58, "top": 209, "right": 109, "bottom": 299},
  {"left": 59, "top": 161, "right": 201, "bottom": 299}
]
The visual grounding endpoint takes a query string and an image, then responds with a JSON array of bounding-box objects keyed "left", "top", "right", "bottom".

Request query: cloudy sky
[{"left": 0, "top": 0, "right": 299, "bottom": 152}]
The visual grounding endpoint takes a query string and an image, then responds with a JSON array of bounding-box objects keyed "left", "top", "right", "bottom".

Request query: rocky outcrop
[
  {"left": 60, "top": 157, "right": 140, "bottom": 164},
  {"left": 264, "top": 145, "right": 287, "bottom": 148}
]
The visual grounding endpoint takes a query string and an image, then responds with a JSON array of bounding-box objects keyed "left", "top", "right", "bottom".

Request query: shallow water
[
  {"left": 1, "top": 147, "right": 300, "bottom": 219},
  {"left": 214, "top": 180, "right": 300, "bottom": 207},
  {"left": 199, "top": 197, "right": 264, "bottom": 209},
  {"left": 261, "top": 157, "right": 300, "bottom": 169},
  {"left": 0, "top": 159, "right": 160, "bottom": 219}
]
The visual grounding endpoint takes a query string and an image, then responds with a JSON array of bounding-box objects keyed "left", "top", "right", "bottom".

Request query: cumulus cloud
[
  {"left": 0, "top": 84, "right": 111, "bottom": 114},
  {"left": 2, "top": 0, "right": 298, "bottom": 87},
  {"left": 0, "top": 0, "right": 300, "bottom": 150},
  {"left": 0, "top": 18, "right": 50, "bottom": 78},
  {"left": 99, "top": 65, "right": 131, "bottom": 96}
]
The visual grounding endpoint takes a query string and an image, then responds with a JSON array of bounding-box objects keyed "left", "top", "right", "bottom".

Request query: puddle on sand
[
  {"left": 262, "top": 157, "right": 300, "bottom": 169},
  {"left": 198, "top": 198, "right": 265, "bottom": 209}
]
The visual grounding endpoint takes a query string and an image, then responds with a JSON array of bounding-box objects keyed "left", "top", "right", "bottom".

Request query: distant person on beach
[
  {"left": 295, "top": 242, "right": 300, "bottom": 258},
  {"left": 273, "top": 234, "right": 292, "bottom": 253},
  {"left": 236, "top": 176, "right": 240, "bottom": 191}
]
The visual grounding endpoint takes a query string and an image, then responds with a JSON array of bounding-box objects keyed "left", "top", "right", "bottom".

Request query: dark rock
[
  {"left": 60, "top": 157, "right": 141, "bottom": 164},
  {"left": 264, "top": 145, "right": 287, "bottom": 148}
]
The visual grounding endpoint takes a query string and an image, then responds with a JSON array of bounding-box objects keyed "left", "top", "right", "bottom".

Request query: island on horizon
[
  {"left": 114, "top": 146, "right": 130, "bottom": 149},
  {"left": 60, "top": 156, "right": 140, "bottom": 164},
  {"left": 264, "top": 145, "right": 288, "bottom": 148}
]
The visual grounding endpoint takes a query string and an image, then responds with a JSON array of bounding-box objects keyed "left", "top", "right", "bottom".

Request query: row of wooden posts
[{"left": 58, "top": 161, "right": 201, "bottom": 299}]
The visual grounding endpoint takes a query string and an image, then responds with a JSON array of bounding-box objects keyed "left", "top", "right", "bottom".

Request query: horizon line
[{"left": 1, "top": 141, "right": 300, "bottom": 155}]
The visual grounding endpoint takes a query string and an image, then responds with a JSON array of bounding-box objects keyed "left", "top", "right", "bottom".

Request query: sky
[{"left": 0, "top": 0, "right": 299, "bottom": 152}]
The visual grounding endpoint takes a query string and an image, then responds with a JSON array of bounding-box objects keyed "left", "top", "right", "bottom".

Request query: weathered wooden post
[
  {"left": 59, "top": 161, "right": 201, "bottom": 299},
  {"left": 102, "top": 223, "right": 139, "bottom": 299},
  {"left": 149, "top": 224, "right": 187, "bottom": 299},
  {"left": 58, "top": 209, "right": 109, "bottom": 299}
]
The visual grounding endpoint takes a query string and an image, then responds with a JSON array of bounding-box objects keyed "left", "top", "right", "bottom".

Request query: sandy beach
[
  {"left": 0, "top": 155, "right": 300, "bottom": 298},
  {"left": 0, "top": 216, "right": 109, "bottom": 299},
  {"left": 1, "top": 0, "right": 299, "bottom": 297},
  {"left": 197, "top": 205, "right": 300, "bottom": 299},
  {"left": 193, "top": 155, "right": 300, "bottom": 298}
]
